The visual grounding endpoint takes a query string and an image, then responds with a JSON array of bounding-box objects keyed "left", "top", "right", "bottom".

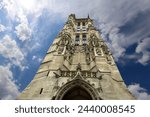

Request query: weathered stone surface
[{"left": 18, "top": 14, "right": 135, "bottom": 100}]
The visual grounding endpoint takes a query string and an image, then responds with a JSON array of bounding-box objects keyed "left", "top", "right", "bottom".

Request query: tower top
[
  {"left": 69, "top": 14, "right": 76, "bottom": 19},
  {"left": 68, "top": 14, "right": 93, "bottom": 21}
]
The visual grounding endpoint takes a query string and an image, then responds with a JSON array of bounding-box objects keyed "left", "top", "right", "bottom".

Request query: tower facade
[{"left": 18, "top": 14, "right": 135, "bottom": 100}]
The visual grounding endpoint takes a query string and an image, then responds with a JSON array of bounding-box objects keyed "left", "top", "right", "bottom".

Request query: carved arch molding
[{"left": 54, "top": 79, "right": 101, "bottom": 100}]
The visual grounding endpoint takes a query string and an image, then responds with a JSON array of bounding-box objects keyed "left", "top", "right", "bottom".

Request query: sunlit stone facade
[{"left": 18, "top": 14, "right": 135, "bottom": 100}]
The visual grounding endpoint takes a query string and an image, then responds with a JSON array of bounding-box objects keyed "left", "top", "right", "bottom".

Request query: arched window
[
  {"left": 75, "top": 35, "right": 80, "bottom": 46},
  {"left": 82, "top": 34, "right": 87, "bottom": 45}
]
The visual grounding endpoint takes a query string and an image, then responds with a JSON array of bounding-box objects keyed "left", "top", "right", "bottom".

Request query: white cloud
[
  {"left": 38, "top": 58, "right": 42, "bottom": 62},
  {"left": 0, "top": 0, "right": 18, "bottom": 20},
  {"left": 135, "top": 38, "right": 150, "bottom": 65},
  {"left": 0, "top": 35, "right": 25, "bottom": 70},
  {"left": 14, "top": 9, "right": 32, "bottom": 42},
  {"left": 1, "top": 0, "right": 150, "bottom": 99},
  {"left": 0, "top": 65, "right": 20, "bottom": 99},
  {"left": 128, "top": 84, "right": 150, "bottom": 100},
  {"left": 15, "top": 21, "right": 32, "bottom": 41},
  {"left": 33, "top": 0, "right": 150, "bottom": 64},
  {"left": 100, "top": 25, "right": 126, "bottom": 60},
  {"left": 1, "top": 0, "right": 49, "bottom": 20},
  {"left": 32, "top": 55, "right": 42, "bottom": 63},
  {"left": 0, "top": 0, "right": 32, "bottom": 41},
  {"left": 87, "top": 0, "right": 150, "bottom": 63},
  {"left": 32, "top": 55, "right": 36, "bottom": 60},
  {"left": 0, "top": 24, "right": 6, "bottom": 32},
  {"left": 2, "top": 0, "right": 150, "bottom": 52}
]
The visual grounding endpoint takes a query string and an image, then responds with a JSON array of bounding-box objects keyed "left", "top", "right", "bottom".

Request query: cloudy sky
[{"left": 0, "top": 0, "right": 150, "bottom": 100}]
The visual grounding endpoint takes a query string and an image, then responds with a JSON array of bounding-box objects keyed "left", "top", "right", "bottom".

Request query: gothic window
[
  {"left": 82, "top": 22, "right": 86, "bottom": 31},
  {"left": 77, "top": 22, "right": 80, "bottom": 31},
  {"left": 82, "top": 34, "right": 87, "bottom": 46},
  {"left": 78, "top": 22, "right": 80, "bottom": 26},
  {"left": 75, "top": 35, "right": 80, "bottom": 46},
  {"left": 82, "top": 22, "right": 85, "bottom": 26}
]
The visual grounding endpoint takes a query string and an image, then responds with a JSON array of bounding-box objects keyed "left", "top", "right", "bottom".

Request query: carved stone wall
[{"left": 18, "top": 14, "right": 135, "bottom": 100}]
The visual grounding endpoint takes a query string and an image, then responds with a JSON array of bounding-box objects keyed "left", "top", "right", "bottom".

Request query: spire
[{"left": 88, "top": 14, "right": 90, "bottom": 19}]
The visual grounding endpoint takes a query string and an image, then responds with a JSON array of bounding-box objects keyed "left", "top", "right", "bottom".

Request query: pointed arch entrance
[
  {"left": 54, "top": 79, "right": 100, "bottom": 100},
  {"left": 62, "top": 86, "right": 92, "bottom": 100}
]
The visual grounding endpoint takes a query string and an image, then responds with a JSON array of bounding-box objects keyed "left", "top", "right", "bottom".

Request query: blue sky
[{"left": 0, "top": 0, "right": 150, "bottom": 99}]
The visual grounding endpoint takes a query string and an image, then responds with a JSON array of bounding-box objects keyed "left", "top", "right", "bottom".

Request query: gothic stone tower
[{"left": 18, "top": 14, "right": 135, "bottom": 100}]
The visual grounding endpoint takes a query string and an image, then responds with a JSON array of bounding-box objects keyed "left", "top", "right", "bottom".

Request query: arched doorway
[
  {"left": 54, "top": 79, "right": 100, "bottom": 100},
  {"left": 62, "top": 86, "right": 92, "bottom": 100}
]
